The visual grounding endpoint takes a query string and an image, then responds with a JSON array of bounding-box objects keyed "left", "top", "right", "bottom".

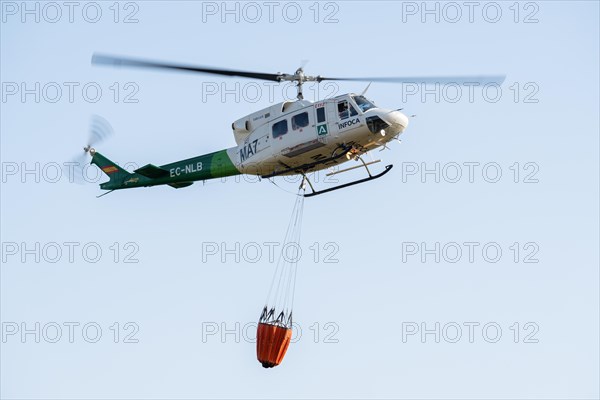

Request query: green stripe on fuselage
[
  {"left": 206, "top": 149, "right": 240, "bottom": 179},
  {"left": 100, "top": 149, "right": 240, "bottom": 190}
]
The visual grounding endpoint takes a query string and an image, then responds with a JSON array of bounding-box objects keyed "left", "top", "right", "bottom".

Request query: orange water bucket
[{"left": 256, "top": 322, "right": 292, "bottom": 368}]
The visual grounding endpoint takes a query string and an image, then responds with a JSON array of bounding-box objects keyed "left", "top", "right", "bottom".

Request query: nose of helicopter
[{"left": 387, "top": 110, "right": 409, "bottom": 132}]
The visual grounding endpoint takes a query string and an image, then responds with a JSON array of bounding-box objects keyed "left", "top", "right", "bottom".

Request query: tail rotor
[{"left": 67, "top": 115, "right": 114, "bottom": 184}]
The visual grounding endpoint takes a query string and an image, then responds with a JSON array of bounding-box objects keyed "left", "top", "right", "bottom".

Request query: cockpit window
[{"left": 353, "top": 95, "right": 376, "bottom": 112}]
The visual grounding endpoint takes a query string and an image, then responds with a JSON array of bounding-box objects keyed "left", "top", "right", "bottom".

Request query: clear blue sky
[{"left": 1, "top": 1, "right": 598, "bottom": 398}]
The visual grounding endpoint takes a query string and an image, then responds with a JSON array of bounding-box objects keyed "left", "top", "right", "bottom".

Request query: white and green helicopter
[{"left": 84, "top": 54, "right": 504, "bottom": 197}]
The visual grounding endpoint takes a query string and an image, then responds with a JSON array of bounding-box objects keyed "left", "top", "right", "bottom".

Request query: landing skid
[{"left": 302, "top": 164, "right": 393, "bottom": 198}]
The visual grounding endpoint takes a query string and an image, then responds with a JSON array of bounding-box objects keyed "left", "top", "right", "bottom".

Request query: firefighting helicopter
[{"left": 82, "top": 53, "right": 505, "bottom": 197}]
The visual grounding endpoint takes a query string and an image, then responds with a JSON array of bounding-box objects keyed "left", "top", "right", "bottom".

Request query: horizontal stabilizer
[
  {"left": 168, "top": 182, "right": 194, "bottom": 189},
  {"left": 134, "top": 164, "right": 170, "bottom": 179}
]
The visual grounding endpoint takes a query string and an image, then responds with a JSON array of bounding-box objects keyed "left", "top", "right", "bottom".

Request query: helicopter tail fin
[{"left": 91, "top": 151, "right": 133, "bottom": 190}]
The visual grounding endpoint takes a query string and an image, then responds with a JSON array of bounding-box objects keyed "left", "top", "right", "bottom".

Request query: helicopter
[{"left": 83, "top": 54, "right": 505, "bottom": 197}]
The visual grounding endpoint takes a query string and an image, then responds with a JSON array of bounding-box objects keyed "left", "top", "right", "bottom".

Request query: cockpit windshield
[{"left": 352, "top": 95, "right": 377, "bottom": 112}]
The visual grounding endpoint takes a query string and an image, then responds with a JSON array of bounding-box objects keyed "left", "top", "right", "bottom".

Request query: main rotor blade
[
  {"left": 318, "top": 75, "right": 506, "bottom": 85},
  {"left": 92, "top": 54, "right": 282, "bottom": 82}
]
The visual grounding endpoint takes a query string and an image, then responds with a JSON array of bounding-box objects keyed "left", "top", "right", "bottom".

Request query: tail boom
[{"left": 91, "top": 148, "right": 240, "bottom": 191}]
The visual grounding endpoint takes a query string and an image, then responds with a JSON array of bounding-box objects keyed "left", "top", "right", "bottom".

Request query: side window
[
  {"left": 292, "top": 112, "right": 309, "bottom": 130},
  {"left": 272, "top": 119, "right": 288, "bottom": 138},
  {"left": 338, "top": 101, "right": 350, "bottom": 120},
  {"left": 316, "top": 107, "right": 326, "bottom": 123}
]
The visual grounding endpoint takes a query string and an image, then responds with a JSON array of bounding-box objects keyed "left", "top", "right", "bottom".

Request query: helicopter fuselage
[
  {"left": 91, "top": 93, "right": 408, "bottom": 192},
  {"left": 226, "top": 93, "right": 409, "bottom": 177}
]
